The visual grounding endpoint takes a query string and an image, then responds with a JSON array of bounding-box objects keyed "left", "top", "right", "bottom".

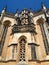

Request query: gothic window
[
  {"left": 19, "top": 38, "right": 26, "bottom": 61},
  {"left": 0, "top": 20, "right": 11, "bottom": 56},
  {"left": 31, "top": 45, "right": 37, "bottom": 60},
  {"left": 40, "top": 23, "right": 49, "bottom": 55},
  {"left": 0, "top": 25, "right": 8, "bottom": 56}
]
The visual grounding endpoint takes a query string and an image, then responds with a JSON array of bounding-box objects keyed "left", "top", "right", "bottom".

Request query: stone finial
[
  {"left": 0, "top": 7, "right": 6, "bottom": 21},
  {"left": 15, "top": 9, "right": 19, "bottom": 17},
  {"left": 41, "top": 3, "right": 47, "bottom": 12},
  {"left": 29, "top": 8, "right": 33, "bottom": 16},
  {"left": 2, "top": 5, "right": 7, "bottom": 14},
  {"left": 30, "top": 8, "right": 32, "bottom": 12},
  {"left": 2, "top": 8, "right": 6, "bottom": 14}
]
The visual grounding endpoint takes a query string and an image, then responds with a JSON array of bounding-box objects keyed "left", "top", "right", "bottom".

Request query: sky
[{"left": 0, "top": 0, "right": 49, "bottom": 13}]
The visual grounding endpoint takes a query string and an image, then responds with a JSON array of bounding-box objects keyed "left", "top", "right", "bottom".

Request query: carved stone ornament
[{"left": 12, "top": 24, "right": 36, "bottom": 33}]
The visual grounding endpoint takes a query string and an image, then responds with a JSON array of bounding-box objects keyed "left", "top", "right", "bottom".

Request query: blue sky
[{"left": 0, "top": 0, "right": 49, "bottom": 13}]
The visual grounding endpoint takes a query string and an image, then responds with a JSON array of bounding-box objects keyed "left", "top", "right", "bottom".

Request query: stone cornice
[
  {"left": 8, "top": 43, "right": 17, "bottom": 47},
  {"left": 0, "top": 60, "right": 16, "bottom": 62},
  {"left": 28, "top": 59, "right": 49, "bottom": 62},
  {"left": 0, "top": 59, "right": 49, "bottom": 63}
]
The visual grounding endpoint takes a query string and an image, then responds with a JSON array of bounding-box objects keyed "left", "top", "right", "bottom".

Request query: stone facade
[{"left": 0, "top": 4, "right": 49, "bottom": 65}]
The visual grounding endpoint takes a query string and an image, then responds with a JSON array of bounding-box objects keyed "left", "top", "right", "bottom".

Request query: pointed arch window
[
  {"left": 19, "top": 36, "right": 27, "bottom": 61},
  {"left": 37, "top": 18, "right": 49, "bottom": 55},
  {"left": 40, "top": 23, "right": 49, "bottom": 55},
  {"left": 0, "top": 20, "right": 11, "bottom": 56}
]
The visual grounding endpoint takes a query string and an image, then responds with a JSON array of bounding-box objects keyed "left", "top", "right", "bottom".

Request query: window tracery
[
  {"left": 19, "top": 38, "right": 26, "bottom": 61},
  {"left": 19, "top": 36, "right": 26, "bottom": 61}
]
